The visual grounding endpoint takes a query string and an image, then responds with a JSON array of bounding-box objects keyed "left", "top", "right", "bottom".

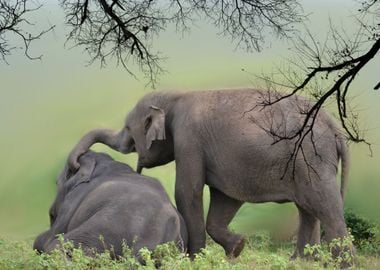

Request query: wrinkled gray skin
[
  {"left": 68, "top": 89, "right": 350, "bottom": 259},
  {"left": 34, "top": 151, "right": 187, "bottom": 261}
]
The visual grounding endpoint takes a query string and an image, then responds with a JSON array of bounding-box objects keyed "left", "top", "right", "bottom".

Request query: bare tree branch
[
  {"left": 201, "top": 0, "right": 304, "bottom": 51},
  {"left": 60, "top": 0, "right": 304, "bottom": 86},
  {"left": 249, "top": 0, "right": 379, "bottom": 178},
  {"left": 0, "top": 0, "right": 54, "bottom": 63}
]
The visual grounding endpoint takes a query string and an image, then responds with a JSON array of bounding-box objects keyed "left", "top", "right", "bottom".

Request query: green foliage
[
  {"left": 1, "top": 232, "right": 380, "bottom": 269},
  {"left": 344, "top": 208, "right": 379, "bottom": 254},
  {"left": 304, "top": 234, "right": 355, "bottom": 269}
]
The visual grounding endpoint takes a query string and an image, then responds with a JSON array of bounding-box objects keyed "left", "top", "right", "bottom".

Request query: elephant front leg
[
  {"left": 206, "top": 187, "right": 244, "bottom": 258},
  {"left": 175, "top": 157, "right": 206, "bottom": 256}
]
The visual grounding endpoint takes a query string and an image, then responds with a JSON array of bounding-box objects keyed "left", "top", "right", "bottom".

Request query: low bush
[{"left": 344, "top": 208, "right": 379, "bottom": 254}]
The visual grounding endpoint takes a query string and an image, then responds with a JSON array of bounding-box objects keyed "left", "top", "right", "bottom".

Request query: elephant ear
[
  {"left": 72, "top": 155, "right": 96, "bottom": 187},
  {"left": 62, "top": 155, "right": 97, "bottom": 192},
  {"left": 145, "top": 105, "right": 166, "bottom": 149}
]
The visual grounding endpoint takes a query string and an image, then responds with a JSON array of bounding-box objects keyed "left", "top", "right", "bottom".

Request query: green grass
[{"left": 1, "top": 233, "right": 379, "bottom": 270}]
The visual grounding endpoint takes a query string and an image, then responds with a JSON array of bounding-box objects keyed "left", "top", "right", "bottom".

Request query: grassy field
[{"left": 1, "top": 232, "right": 379, "bottom": 270}]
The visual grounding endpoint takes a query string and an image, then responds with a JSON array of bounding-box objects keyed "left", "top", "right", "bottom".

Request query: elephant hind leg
[
  {"left": 291, "top": 205, "right": 320, "bottom": 259},
  {"left": 206, "top": 187, "right": 244, "bottom": 258},
  {"left": 309, "top": 185, "right": 348, "bottom": 244},
  {"left": 297, "top": 182, "right": 352, "bottom": 267},
  {"left": 316, "top": 202, "right": 352, "bottom": 260},
  {"left": 313, "top": 202, "right": 353, "bottom": 268}
]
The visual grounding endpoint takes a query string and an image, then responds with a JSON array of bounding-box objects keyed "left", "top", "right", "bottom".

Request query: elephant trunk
[{"left": 68, "top": 128, "right": 123, "bottom": 170}]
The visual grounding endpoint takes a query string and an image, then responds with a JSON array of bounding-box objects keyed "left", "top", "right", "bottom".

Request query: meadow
[{"left": 1, "top": 231, "right": 379, "bottom": 269}]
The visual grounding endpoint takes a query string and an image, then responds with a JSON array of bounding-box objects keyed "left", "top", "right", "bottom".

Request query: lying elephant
[
  {"left": 68, "top": 89, "right": 350, "bottom": 259},
  {"left": 34, "top": 151, "right": 187, "bottom": 260}
]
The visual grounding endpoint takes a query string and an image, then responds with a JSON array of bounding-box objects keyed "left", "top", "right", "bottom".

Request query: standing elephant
[
  {"left": 68, "top": 89, "right": 349, "bottom": 259},
  {"left": 34, "top": 151, "right": 187, "bottom": 261}
]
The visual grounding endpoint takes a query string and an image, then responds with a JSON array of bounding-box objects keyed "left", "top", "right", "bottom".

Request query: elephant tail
[{"left": 337, "top": 133, "right": 350, "bottom": 201}]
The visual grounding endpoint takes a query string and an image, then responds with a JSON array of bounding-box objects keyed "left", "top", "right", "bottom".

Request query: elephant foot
[
  {"left": 290, "top": 248, "right": 313, "bottom": 261},
  {"left": 226, "top": 236, "right": 245, "bottom": 258}
]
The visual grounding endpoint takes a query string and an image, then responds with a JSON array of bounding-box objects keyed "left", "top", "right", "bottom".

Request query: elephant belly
[
  {"left": 204, "top": 132, "right": 298, "bottom": 203},
  {"left": 205, "top": 165, "right": 295, "bottom": 204}
]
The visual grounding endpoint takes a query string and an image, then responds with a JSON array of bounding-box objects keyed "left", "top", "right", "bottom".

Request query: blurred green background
[{"left": 0, "top": 0, "right": 379, "bottom": 241}]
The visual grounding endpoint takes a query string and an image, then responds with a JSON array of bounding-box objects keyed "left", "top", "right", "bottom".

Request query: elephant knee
[
  {"left": 206, "top": 221, "right": 225, "bottom": 239},
  {"left": 206, "top": 223, "right": 218, "bottom": 237}
]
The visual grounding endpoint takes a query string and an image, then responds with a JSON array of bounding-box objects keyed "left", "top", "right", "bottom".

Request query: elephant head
[
  {"left": 50, "top": 153, "right": 97, "bottom": 228},
  {"left": 68, "top": 97, "right": 175, "bottom": 173},
  {"left": 34, "top": 153, "right": 98, "bottom": 252}
]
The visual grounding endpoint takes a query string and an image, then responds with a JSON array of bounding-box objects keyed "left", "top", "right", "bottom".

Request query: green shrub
[{"left": 344, "top": 208, "right": 379, "bottom": 253}]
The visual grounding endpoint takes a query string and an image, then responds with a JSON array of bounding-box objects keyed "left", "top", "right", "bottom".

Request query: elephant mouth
[
  {"left": 120, "top": 143, "right": 135, "bottom": 154},
  {"left": 137, "top": 155, "right": 148, "bottom": 164},
  {"left": 137, "top": 156, "right": 156, "bottom": 169}
]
